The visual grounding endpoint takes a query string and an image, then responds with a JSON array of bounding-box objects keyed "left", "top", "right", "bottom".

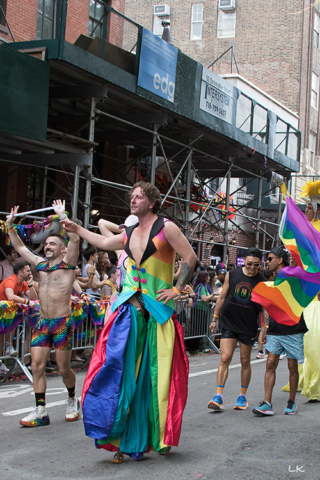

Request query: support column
[
  {"left": 41, "top": 166, "right": 47, "bottom": 208},
  {"left": 223, "top": 168, "right": 231, "bottom": 263},
  {"left": 150, "top": 125, "right": 158, "bottom": 185},
  {"left": 276, "top": 186, "right": 282, "bottom": 246},
  {"left": 262, "top": 222, "right": 266, "bottom": 254},
  {"left": 185, "top": 150, "right": 192, "bottom": 236},
  {"left": 71, "top": 165, "right": 80, "bottom": 219},
  {"left": 255, "top": 177, "right": 262, "bottom": 247},
  {"left": 83, "top": 98, "right": 97, "bottom": 248}
]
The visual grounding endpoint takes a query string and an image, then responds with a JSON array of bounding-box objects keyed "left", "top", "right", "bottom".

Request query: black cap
[
  {"left": 244, "top": 247, "right": 262, "bottom": 260},
  {"left": 270, "top": 247, "right": 289, "bottom": 266}
]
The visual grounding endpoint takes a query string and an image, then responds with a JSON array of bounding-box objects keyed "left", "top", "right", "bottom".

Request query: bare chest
[
  {"left": 38, "top": 269, "right": 74, "bottom": 288},
  {"left": 129, "top": 228, "right": 151, "bottom": 266}
]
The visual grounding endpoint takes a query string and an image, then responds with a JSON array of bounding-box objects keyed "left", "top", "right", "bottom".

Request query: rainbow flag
[
  {"left": 72, "top": 300, "right": 89, "bottom": 329},
  {"left": 252, "top": 196, "right": 320, "bottom": 325}
]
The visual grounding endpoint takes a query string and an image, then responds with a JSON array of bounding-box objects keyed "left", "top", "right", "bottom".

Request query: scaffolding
[{"left": 0, "top": 2, "right": 301, "bottom": 261}]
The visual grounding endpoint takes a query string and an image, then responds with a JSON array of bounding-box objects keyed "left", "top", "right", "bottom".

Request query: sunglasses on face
[
  {"left": 246, "top": 262, "right": 260, "bottom": 267},
  {"left": 266, "top": 257, "right": 275, "bottom": 262}
]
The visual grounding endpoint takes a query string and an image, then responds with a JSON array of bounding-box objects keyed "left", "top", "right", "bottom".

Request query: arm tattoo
[
  {"left": 176, "top": 262, "right": 194, "bottom": 291},
  {"left": 262, "top": 309, "right": 269, "bottom": 327}
]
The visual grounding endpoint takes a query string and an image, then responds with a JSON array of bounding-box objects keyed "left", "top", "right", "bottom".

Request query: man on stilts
[{"left": 63, "top": 181, "right": 197, "bottom": 463}]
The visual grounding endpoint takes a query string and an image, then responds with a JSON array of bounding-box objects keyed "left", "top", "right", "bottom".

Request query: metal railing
[
  {"left": 0, "top": 314, "right": 100, "bottom": 383},
  {"left": 175, "top": 299, "right": 220, "bottom": 353}
]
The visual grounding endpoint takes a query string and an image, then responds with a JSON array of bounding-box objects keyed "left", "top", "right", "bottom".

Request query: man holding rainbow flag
[{"left": 251, "top": 179, "right": 320, "bottom": 415}]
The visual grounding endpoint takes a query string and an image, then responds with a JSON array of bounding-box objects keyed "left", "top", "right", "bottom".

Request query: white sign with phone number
[{"left": 199, "top": 66, "right": 233, "bottom": 124}]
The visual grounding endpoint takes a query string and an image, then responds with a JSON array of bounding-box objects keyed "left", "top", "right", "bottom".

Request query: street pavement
[{"left": 1, "top": 349, "right": 319, "bottom": 480}]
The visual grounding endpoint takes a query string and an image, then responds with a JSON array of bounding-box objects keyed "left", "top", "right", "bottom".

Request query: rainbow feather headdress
[{"left": 299, "top": 180, "right": 320, "bottom": 212}]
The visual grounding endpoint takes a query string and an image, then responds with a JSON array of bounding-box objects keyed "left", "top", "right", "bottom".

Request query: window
[
  {"left": 314, "top": 11, "right": 320, "bottom": 48},
  {"left": 217, "top": 10, "right": 236, "bottom": 38},
  {"left": 0, "top": 0, "right": 7, "bottom": 27},
  {"left": 37, "top": 0, "right": 57, "bottom": 39},
  {"left": 89, "top": 0, "right": 105, "bottom": 38},
  {"left": 311, "top": 71, "right": 319, "bottom": 109},
  {"left": 191, "top": 4, "right": 203, "bottom": 40},
  {"left": 309, "top": 132, "right": 316, "bottom": 168}
]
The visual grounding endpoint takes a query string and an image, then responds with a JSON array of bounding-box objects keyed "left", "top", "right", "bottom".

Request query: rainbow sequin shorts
[{"left": 31, "top": 315, "right": 73, "bottom": 351}]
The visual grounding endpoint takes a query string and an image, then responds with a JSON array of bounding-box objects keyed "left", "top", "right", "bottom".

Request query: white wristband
[{"left": 59, "top": 214, "right": 67, "bottom": 220}]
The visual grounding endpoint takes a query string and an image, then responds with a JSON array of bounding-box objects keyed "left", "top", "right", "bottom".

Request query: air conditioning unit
[
  {"left": 219, "top": 0, "right": 236, "bottom": 11},
  {"left": 154, "top": 5, "right": 171, "bottom": 16}
]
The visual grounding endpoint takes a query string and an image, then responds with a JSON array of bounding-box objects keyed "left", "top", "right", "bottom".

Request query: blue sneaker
[
  {"left": 283, "top": 400, "right": 297, "bottom": 415},
  {"left": 252, "top": 401, "right": 274, "bottom": 416},
  {"left": 208, "top": 394, "right": 224, "bottom": 411},
  {"left": 234, "top": 395, "right": 248, "bottom": 410}
]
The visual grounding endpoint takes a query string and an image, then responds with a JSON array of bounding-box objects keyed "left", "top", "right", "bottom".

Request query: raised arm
[
  {"left": 156, "top": 222, "right": 197, "bottom": 304},
  {"left": 52, "top": 200, "right": 79, "bottom": 266},
  {"left": 6, "top": 207, "right": 41, "bottom": 267},
  {"left": 97, "top": 219, "right": 123, "bottom": 258},
  {"left": 98, "top": 219, "right": 124, "bottom": 236},
  {"left": 62, "top": 218, "right": 125, "bottom": 251}
]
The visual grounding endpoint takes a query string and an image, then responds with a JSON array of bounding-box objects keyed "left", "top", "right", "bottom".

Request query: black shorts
[{"left": 220, "top": 329, "right": 255, "bottom": 346}]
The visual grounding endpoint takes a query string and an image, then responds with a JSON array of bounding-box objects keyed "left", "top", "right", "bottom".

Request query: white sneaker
[
  {"left": 5, "top": 344, "right": 18, "bottom": 357},
  {"left": 65, "top": 397, "right": 80, "bottom": 422},
  {"left": 20, "top": 406, "right": 50, "bottom": 427},
  {"left": 0, "top": 361, "right": 9, "bottom": 376},
  {"left": 279, "top": 354, "right": 286, "bottom": 360}
]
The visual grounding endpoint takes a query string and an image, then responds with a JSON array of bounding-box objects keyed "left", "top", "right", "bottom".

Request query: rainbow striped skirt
[{"left": 81, "top": 303, "right": 189, "bottom": 458}]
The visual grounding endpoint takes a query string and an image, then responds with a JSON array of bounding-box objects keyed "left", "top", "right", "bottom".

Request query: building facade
[{"left": 125, "top": 0, "right": 320, "bottom": 199}]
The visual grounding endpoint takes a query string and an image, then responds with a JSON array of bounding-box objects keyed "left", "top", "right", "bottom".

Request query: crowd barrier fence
[
  {"left": 175, "top": 299, "right": 220, "bottom": 354},
  {"left": 1, "top": 298, "right": 221, "bottom": 383}
]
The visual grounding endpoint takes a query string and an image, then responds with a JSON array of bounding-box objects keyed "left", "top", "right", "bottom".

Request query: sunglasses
[
  {"left": 266, "top": 257, "right": 275, "bottom": 262},
  {"left": 246, "top": 262, "right": 260, "bottom": 267}
]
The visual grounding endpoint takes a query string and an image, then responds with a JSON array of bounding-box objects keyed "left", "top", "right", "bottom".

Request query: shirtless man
[{"left": 6, "top": 200, "right": 80, "bottom": 427}]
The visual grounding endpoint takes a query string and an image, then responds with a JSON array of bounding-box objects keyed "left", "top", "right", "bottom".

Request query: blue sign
[{"left": 137, "top": 29, "right": 178, "bottom": 103}]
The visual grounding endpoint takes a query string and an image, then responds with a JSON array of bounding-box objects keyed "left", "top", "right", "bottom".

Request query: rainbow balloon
[{"left": 252, "top": 196, "right": 320, "bottom": 325}]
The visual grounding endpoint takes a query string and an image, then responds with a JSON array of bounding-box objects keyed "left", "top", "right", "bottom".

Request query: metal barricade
[
  {"left": 0, "top": 313, "right": 101, "bottom": 383},
  {"left": 0, "top": 314, "right": 32, "bottom": 382},
  {"left": 175, "top": 299, "right": 220, "bottom": 353}
]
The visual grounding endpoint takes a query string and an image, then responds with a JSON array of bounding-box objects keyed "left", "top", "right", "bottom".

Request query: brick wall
[
  {"left": 109, "top": 0, "right": 125, "bottom": 47},
  {"left": 1, "top": 0, "right": 38, "bottom": 42},
  {"left": 65, "top": 0, "right": 90, "bottom": 44},
  {"left": 124, "top": 0, "right": 317, "bottom": 149},
  {"left": 1, "top": 0, "right": 125, "bottom": 45},
  {"left": 125, "top": 0, "right": 304, "bottom": 111}
]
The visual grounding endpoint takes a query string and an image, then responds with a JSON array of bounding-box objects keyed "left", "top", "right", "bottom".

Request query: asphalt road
[{"left": 1, "top": 349, "right": 319, "bottom": 480}]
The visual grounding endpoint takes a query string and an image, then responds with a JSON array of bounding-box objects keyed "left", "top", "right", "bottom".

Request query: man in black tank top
[
  {"left": 207, "top": 248, "right": 267, "bottom": 412},
  {"left": 253, "top": 248, "right": 308, "bottom": 417}
]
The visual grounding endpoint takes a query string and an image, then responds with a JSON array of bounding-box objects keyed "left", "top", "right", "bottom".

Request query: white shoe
[
  {"left": 20, "top": 406, "right": 50, "bottom": 427},
  {"left": 5, "top": 344, "right": 18, "bottom": 357},
  {"left": 65, "top": 397, "right": 80, "bottom": 422},
  {"left": 0, "top": 361, "right": 9, "bottom": 376},
  {"left": 279, "top": 354, "right": 286, "bottom": 360}
]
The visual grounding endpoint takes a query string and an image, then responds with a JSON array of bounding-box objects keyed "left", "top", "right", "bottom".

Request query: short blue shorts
[{"left": 266, "top": 333, "right": 305, "bottom": 364}]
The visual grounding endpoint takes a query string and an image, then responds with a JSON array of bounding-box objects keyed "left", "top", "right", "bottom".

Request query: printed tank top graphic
[{"left": 234, "top": 282, "right": 253, "bottom": 304}]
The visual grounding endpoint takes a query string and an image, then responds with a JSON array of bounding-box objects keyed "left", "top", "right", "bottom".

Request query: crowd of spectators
[{"left": 0, "top": 216, "right": 273, "bottom": 375}]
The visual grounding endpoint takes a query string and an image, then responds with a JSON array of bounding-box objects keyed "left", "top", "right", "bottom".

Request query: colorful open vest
[{"left": 111, "top": 216, "right": 175, "bottom": 325}]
